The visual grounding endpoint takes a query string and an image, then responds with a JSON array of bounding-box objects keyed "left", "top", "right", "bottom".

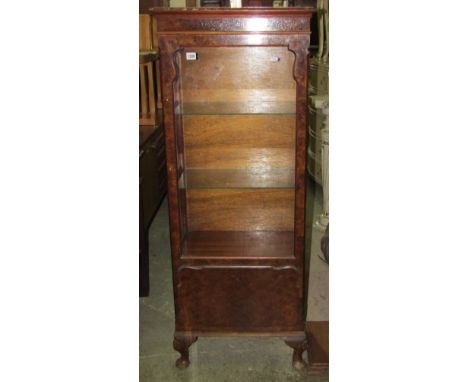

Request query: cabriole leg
[
  {"left": 173, "top": 334, "right": 198, "bottom": 369},
  {"left": 285, "top": 335, "right": 308, "bottom": 371}
]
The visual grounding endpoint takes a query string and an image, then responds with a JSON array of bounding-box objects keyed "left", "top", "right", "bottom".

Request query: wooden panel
[
  {"left": 152, "top": 17, "right": 159, "bottom": 49},
  {"left": 182, "top": 231, "right": 294, "bottom": 259},
  {"left": 183, "top": 168, "right": 294, "bottom": 189},
  {"left": 186, "top": 147, "right": 294, "bottom": 170},
  {"left": 154, "top": 11, "right": 313, "bottom": 33},
  {"left": 147, "top": 63, "right": 156, "bottom": 116},
  {"left": 182, "top": 88, "right": 295, "bottom": 101},
  {"left": 182, "top": 100, "right": 295, "bottom": 115},
  {"left": 306, "top": 321, "right": 329, "bottom": 368},
  {"left": 176, "top": 266, "right": 303, "bottom": 332},
  {"left": 183, "top": 115, "right": 295, "bottom": 147},
  {"left": 187, "top": 189, "right": 294, "bottom": 231},
  {"left": 156, "top": 58, "right": 162, "bottom": 110},
  {"left": 139, "top": 14, "right": 153, "bottom": 51},
  {"left": 180, "top": 47, "right": 295, "bottom": 99},
  {"left": 183, "top": 114, "right": 295, "bottom": 169}
]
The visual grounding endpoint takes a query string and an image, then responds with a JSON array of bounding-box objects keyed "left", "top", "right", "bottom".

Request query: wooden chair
[{"left": 139, "top": 53, "right": 160, "bottom": 126}]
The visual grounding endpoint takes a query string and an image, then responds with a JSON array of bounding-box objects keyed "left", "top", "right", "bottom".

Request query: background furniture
[
  {"left": 305, "top": 0, "right": 329, "bottom": 370},
  {"left": 308, "top": 0, "right": 328, "bottom": 231},
  {"left": 152, "top": 7, "right": 315, "bottom": 369},
  {"left": 139, "top": 124, "right": 167, "bottom": 297},
  {"left": 139, "top": 15, "right": 167, "bottom": 297}
]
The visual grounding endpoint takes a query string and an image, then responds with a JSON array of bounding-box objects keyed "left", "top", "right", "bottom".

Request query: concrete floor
[
  {"left": 306, "top": 181, "right": 329, "bottom": 322},
  {"left": 139, "top": 180, "right": 329, "bottom": 381}
]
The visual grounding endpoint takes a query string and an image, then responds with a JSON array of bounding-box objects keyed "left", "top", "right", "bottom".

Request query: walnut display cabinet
[{"left": 151, "top": 7, "right": 315, "bottom": 369}]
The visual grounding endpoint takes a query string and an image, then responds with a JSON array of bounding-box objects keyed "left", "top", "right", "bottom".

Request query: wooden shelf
[
  {"left": 181, "top": 168, "right": 295, "bottom": 189},
  {"left": 181, "top": 231, "right": 294, "bottom": 259}
]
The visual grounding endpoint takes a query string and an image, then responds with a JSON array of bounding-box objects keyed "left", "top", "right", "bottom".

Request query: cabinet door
[
  {"left": 176, "top": 266, "right": 303, "bottom": 332},
  {"left": 159, "top": 24, "right": 310, "bottom": 264},
  {"left": 172, "top": 46, "right": 298, "bottom": 258}
]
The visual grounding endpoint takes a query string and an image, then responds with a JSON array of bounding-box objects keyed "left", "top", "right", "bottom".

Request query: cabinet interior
[{"left": 174, "top": 46, "right": 297, "bottom": 259}]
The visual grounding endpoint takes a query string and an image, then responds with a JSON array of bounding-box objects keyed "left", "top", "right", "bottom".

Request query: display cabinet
[{"left": 151, "top": 7, "right": 315, "bottom": 369}]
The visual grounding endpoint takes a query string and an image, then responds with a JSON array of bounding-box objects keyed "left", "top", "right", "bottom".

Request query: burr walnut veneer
[{"left": 151, "top": 7, "right": 315, "bottom": 370}]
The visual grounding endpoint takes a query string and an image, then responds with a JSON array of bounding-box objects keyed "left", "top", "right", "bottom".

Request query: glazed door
[{"left": 173, "top": 46, "right": 298, "bottom": 259}]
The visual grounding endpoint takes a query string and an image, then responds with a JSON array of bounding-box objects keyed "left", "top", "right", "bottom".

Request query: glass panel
[{"left": 174, "top": 46, "right": 297, "bottom": 253}]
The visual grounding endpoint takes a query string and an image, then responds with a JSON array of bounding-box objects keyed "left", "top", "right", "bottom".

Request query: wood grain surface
[
  {"left": 187, "top": 188, "right": 294, "bottom": 231},
  {"left": 176, "top": 266, "right": 303, "bottom": 332},
  {"left": 183, "top": 114, "right": 295, "bottom": 169},
  {"left": 181, "top": 231, "right": 295, "bottom": 259}
]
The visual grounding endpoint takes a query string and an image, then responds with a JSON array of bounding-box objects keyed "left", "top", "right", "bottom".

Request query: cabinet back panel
[
  {"left": 187, "top": 189, "right": 294, "bottom": 231},
  {"left": 180, "top": 46, "right": 296, "bottom": 94},
  {"left": 185, "top": 147, "right": 294, "bottom": 170},
  {"left": 183, "top": 115, "right": 295, "bottom": 169},
  {"left": 183, "top": 115, "right": 295, "bottom": 147},
  {"left": 178, "top": 46, "right": 296, "bottom": 114}
]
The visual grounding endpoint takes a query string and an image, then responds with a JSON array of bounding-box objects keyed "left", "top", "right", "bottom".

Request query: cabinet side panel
[{"left": 176, "top": 266, "right": 303, "bottom": 332}]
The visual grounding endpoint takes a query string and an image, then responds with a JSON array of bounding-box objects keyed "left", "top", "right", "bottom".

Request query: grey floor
[{"left": 139, "top": 180, "right": 329, "bottom": 382}]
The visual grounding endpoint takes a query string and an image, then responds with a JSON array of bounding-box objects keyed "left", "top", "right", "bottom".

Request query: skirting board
[{"left": 306, "top": 321, "right": 329, "bottom": 369}]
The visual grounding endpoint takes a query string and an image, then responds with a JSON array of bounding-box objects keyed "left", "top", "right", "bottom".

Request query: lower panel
[{"left": 176, "top": 266, "right": 303, "bottom": 332}]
